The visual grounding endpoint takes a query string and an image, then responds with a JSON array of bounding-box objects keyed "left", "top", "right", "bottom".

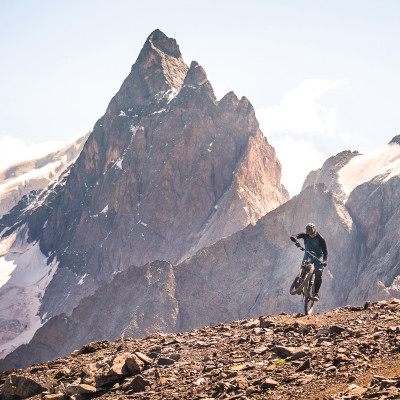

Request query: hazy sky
[{"left": 1, "top": 0, "right": 400, "bottom": 195}]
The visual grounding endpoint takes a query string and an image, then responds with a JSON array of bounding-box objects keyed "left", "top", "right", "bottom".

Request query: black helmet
[{"left": 306, "top": 222, "right": 316, "bottom": 235}]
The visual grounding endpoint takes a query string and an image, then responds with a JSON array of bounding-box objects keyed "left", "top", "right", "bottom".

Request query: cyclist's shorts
[{"left": 302, "top": 254, "right": 324, "bottom": 271}]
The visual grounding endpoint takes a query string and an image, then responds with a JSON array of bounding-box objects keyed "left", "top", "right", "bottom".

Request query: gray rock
[
  {"left": 273, "top": 346, "right": 296, "bottom": 358},
  {"left": 43, "top": 394, "right": 67, "bottom": 400},
  {"left": 170, "top": 353, "right": 181, "bottom": 361},
  {"left": 125, "top": 354, "right": 145, "bottom": 375},
  {"left": 65, "top": 384, "right": 97, "bottom": 396},
  {"left": 250, "top": 346, "right": 269, "bottom": 356},
  {"left": 1, "top": 374, "right": 46, "bottom": 399},
  {"left": 296, "top": 358, "right": 311, "bottom": 372},
  {"left": 110, "top": 355, "right": 130, "bottom": 376},
  {"left": 127, "top": 375, "right": 151, "bottom": 392},
  {"left": 157, "top": 357, "right": 175, "bottom": 366},
  {"left": 261, "top": 378, "right": 279, "bottom": 389},
  {"left": 134, "top": 352, "right": 153, "bottom": 365}
]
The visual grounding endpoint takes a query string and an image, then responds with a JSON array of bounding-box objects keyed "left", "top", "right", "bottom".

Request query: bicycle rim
[
  {"left": 304, "top": 281, "right": 315, "bottom": 315},
  {"left": 289, "top": 264, "right": 314, "bottom": 295},
  {"left": 289, "top": 277, "right": 302, "bottom": 295}
]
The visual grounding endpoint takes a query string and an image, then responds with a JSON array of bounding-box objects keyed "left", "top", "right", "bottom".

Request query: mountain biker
[{"left": 290, "top": 223, "right": 328, "bottom": 301}]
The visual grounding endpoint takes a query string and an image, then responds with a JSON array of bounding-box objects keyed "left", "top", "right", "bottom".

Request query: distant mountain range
[{"left": 0, "top": 135, "right": 88, "bottom": 217}]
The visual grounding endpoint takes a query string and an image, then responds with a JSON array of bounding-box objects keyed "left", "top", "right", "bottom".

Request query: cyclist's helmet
[{"left": 306, "top": 222, "right": 316, "bottom": 235}]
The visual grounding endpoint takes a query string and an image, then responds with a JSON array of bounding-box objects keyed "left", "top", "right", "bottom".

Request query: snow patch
[
  {"left": 119, "top": 110, "right": 126, "bottom": 117},
  {"left": 78, "top": 273, "right": 88, "bottom": 285},
  {"left": 167, "top": 88, "right": 180, "bottom": 103},
  {"left": 110, "top": 127, "right": 137, "bottom": 172},
  {"left": 100, "top": 205, "right": 109, "bottom": 214},
  {"left": 130, "top": 125, "right": 138, "bottom": 135},
  {"left": 152, "top": 109, "right": 166, "bottom": 115},
  {"left": 339, "top": 143, "right": 400, "bottom": 198},
  {"left": 0, "top": 232, "right": 17, "bottom": 257},
  {"left": 154, "top": 91, "right": 166, "bottom": 101},
  {"left": 0, "top": 161, "right": 62, "bottom": 195},
  {"left": 113, "top": 158, "right": 123, "bottom": 170},
  {"left": 0, "top": 228, "right": 58, "bottom": 359},
  {"left": 0, "top": 258, "right": 16, "bottom": 287}
]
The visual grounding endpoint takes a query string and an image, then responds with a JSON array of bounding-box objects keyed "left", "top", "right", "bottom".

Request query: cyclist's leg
[
  {"left": 314, "top": 269, "right": 323, "bottom": 294},
  {"left": 313, "top": 258, "right": 324, "bottom": 294}
]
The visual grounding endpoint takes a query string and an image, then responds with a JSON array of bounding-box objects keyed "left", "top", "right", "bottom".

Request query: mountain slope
[
  {"left": 0, "top": 134, "right": 88, "bottom": 217},
  {"left": 302, "top": 137, "right": 400, "bottom": 201},
  {"left": 1, "top": 298, "right": 400, "bottom": 399},
  {"left": 0, "top": 183, "right": 357, "bottom": 369},
  {"left": 7, "top": 138, "right": 400, "bottom": 370},
  {"left": 0, "top": 30, "right": 288, "bottom": 359},
  {"left": 300, "top": 136, "right": 400, "bottom": 303}
]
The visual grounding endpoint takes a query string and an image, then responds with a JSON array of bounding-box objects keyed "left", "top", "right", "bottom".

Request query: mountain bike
[{"left": 289, "top": 245, "right": 322, "bottom": 315}]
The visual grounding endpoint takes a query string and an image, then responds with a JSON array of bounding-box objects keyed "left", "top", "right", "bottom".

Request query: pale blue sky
[{"left": 1, "top": 0, "right": 400, "bottom": 194}]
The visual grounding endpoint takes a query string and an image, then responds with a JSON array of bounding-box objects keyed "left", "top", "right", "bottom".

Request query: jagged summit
[
  {"left": 184, "top": 61, "right": 208, "bottom": 86},
  {"left": 108, "top": 30, "right": 188, "bottom": 114},
  {"left": 389, "top": 134, "right": 400, "bottom": 145},
  {"left": 146, "top": 29, "right": 182, "bottom": 58}
]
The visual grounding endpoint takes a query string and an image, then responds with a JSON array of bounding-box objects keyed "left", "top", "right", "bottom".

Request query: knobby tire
[
  {"left": 304, "top": 280, "right": 315, "bottom": 315},
  {"left": 289, "top": 263, "right": 314, "bottom": 295}
]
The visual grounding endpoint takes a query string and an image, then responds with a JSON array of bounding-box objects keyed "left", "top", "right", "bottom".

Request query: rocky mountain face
[
  {"left": 0, "top": 135, "right": 88, "bottom": 217},
  {"left": 2, "top": 30, "right": 399, "bottom": 374},
  {"left": 4, "top": 130, "right": 400, "bottom": 369},
  {"left": 0, "top": 183, "right": 356, "bottom": 369},
  {"left": 301, "top": 137, "right": 400, "bottom": 304},
  {"left": 0, "top": 30, "right": 288, "bottom": 361},
  {"left": 302, "top": 138, "right": 400, "bottom": 201},
  {"left": 1, "top": 298, "right": 400, "bottom": 400},
  {"left": 4, "top": 132, "right": 400, "bottom": 370},
  {"left": 301, "top": 150, "right": 360, "bottom": 201}
]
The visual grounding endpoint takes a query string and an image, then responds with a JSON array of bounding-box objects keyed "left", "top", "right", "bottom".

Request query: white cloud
[
  {"left": 255, "top": 78, "right": 350, "bottom": 197},
  {"left": 0, "top": 136, "right": 65, "bottom": 172},
  {"left": 271, "top": 137, "right": 326, "bottom": 197},
  {"left": 258, "top": 78, "right": 345, "bottom": 137}
]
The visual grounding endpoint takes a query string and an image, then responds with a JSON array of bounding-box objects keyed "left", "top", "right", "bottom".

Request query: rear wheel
[{"left": 289, "top": 263, "right": 314, "bottom": 295}]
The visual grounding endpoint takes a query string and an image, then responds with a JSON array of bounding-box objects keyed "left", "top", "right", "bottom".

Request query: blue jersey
[{"left": 290, "top": 232, "right": 328, "bottom": 270}]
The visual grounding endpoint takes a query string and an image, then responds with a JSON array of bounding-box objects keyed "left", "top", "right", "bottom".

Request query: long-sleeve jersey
[{"left": 290, "top": 232, "right": 328, "bottom": 261}]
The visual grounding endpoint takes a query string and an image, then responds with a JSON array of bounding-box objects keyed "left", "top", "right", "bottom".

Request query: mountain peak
[
  {"left": 146, "top": 29, "right": 182, "bottom": 58},
  {"left": 108, "top": 31, "right": 188, "bottom": 113},
  {"left": 183, "top": 61, "right": 208, "bottom": 86},
  {"left": 389, "top": 134, "right": 400, "bottom": 145}
]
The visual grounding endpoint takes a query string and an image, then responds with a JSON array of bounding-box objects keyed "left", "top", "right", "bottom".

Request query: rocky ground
[{"left": 1, "top": 298, "right": 400, "bottom": 400}]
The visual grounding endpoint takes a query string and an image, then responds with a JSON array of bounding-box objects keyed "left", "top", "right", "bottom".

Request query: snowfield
[
  {"left": 339, "top": 142, "right": 400, "bottom": 198},
  {"left": 0, "top": 161, "right": 62, "bottom": 195},
  {"left": 0, "top": 227, "right": 58, "bottom": 359}
]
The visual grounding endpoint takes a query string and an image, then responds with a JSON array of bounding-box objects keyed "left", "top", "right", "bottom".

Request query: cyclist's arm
[
  {"left": 290, "top": 232, "right": 307, "bottom": 243},
  {"left": 317, "top": 234, "right": 328, "bottom": 261}
]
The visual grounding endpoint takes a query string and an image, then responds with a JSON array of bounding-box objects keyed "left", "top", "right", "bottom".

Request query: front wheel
[
  {"left": 304, "top": 280, "right": 315, "bottom": 315},
  {"left": 289, "top": 263, "right": 314, "bottom": 295}
]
